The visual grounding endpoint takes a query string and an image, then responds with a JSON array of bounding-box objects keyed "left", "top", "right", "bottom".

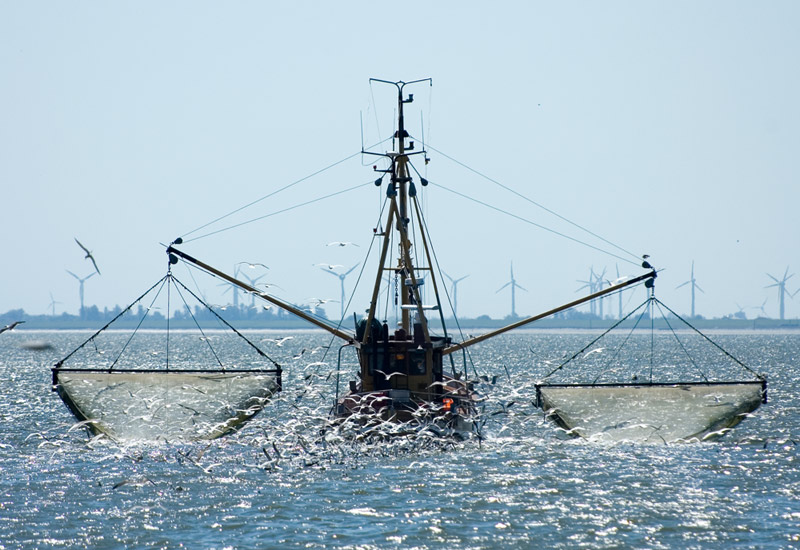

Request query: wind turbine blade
[
  {"left": 676, "top": 281, "right": 690, "bottom": 289},
  {"left": 496, "top": 282, "right": 511, "bottom": 293},
  {"left": 516, "top": 283, "right": 528, "bottom": 292},
  {"left": 345, "top": 263, "right": 360, "bottom": 276},
  {"left": 695, "top": 284, "right": 705, "bottom": 293}
]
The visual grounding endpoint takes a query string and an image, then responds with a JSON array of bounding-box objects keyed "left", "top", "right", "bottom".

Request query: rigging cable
[
  {"left": 431, "top": 179, "right": 637, "bottom": 266},
  {"left": 653, "top": 299, "right": 709, "bottom": 382},
  {"left": 422, "top": 142, "right": 642, "bottom": 264},
  {"left": 55, "top": 276, "right": 168, "bottom": 369},
  {"left": 183, "top": 181, "right": 373, "bottom": 243},
  {"left": 181, "top": 140, "right": 391, "bottom": 243}
]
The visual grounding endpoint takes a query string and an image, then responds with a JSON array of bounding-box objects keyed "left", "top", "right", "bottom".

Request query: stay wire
[
  {"left": 170, "top": 277, "right": 225, "bottom": 369},
  {"left": 431, "top": 180, "right": 637, "bottom": 266},
  {"left": 545, "top": 298, "right": 649, "bottom": 380},
  {"left": 423, "top": 142, "right": 641, "bottom": 263},
  {"left": 172, "top": 275, "right": 282, "bottom": 369},
  {"left": 181, "top": 140, "right": 391, "bottom": 242},
  {"left": 655, "top": 298, "right": 763, "bottom": 380},
  {"left": 183, "top": 181, "right": 373, "bottom": 243},
  {"left": 593, "top": 298, "right": 651, "bottom": 384},
  {"left": 412, "top": 193, "right": 479, "bottom": 379},
  {"left": 653, "top": 300, "right": 709, "bottom": 382},
  {"left": 55, "top": 276, "right": 168, "bottom": 369}
]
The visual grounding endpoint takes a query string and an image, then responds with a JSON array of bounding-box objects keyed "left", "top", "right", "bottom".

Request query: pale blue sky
[{"left": 2, "top": 2, "right": 798, "bottom": 321}]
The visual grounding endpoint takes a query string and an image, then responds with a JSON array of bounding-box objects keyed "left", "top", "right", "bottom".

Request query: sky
[{"left": 1, "top": 2, "right": 799, "bottom": 323}]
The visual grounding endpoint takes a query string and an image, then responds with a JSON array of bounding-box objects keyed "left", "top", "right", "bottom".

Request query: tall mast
[{"left": 395, "top": 83, "right": 412, "bottom": 332}]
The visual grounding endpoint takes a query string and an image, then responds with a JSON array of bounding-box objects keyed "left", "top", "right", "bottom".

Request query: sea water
[{"left": 1, "top": 330, "right": 798, "bottom": 549}]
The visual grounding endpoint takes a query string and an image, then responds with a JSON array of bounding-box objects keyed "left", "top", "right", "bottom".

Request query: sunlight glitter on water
[{"left": 1, "top": 331, "right": 798, "bottom": 548}]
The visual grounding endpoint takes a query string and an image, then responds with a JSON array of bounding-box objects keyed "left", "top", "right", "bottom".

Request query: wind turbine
[
  {"left": 496, "top": 262, "right": 526, "bottom": 318},
  {"left": 240, "top": 272, "right": 266, "bottom": 308},
  {"left": 66, "top": 270, "right": 96, "bottom": 317},
  {"left": 443, "top": 271, "right": 469, "bottom": 318},
  {"left": 48, "top": 292, "right": 62, "bottom": 316},
  {"left": 321, "top": 263, "right": 359, "bottom": 320},
  {"left": 218, "top": 264, "right": 242, "bottom": 311},
  {"left": 765, "top": 267, "right": 795, "bottom": 320},
  {"left": 676, "top": 261, "right": 704, "bottom": 318},
  {"left": 576, "top": 267, "right": 599, "bottom": 317}
]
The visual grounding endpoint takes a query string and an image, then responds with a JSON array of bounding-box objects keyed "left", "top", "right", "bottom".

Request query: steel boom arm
[
  {"left": 166, "top": 246, "right": 355, "bottom": 342},
  {"left": 442, "top": 269, "right": 656, "bottom": 356}
]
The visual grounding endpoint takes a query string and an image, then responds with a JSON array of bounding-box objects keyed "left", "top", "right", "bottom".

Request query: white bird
[
  {"left": 270, "top": 336, "right": 293, "bottom": 347},
  {"left": 375, "top": 369, "right": 407, "bottom": 381},
  {"left": 237, "top": 261, "right": 269, "bottom": 270},
  {"left": 0, "top": 321, "right": 24, "bottom": 335},
  {"left": 314, "top": 263, "right": 344, "bottom": 270},
  {"left": 75, "top": 238, "right": 101, "bottom": 275},
  {"left": 326, "top": 241, "right": 359, "bottom": 247}
]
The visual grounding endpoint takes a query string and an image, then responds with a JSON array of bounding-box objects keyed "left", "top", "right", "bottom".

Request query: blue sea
[{"left": 1, "top": 329, "right": 798, "bottom": 549}]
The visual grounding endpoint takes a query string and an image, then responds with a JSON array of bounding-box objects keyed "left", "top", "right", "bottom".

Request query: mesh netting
[
  {"left": 54, "top": 369, "right": 281, "bottom": 442},
  {"left": 536, "top": 381, "right": 766, "bottom": 443}
]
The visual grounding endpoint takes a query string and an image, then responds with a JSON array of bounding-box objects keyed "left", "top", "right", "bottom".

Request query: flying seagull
[
  {"left": 236, "top": 261, "right": 269, "bottom": 270},
  {"left": 326, "top": 241, "right": 359, "bottom": 247},
  {"left": 75, "top": 238, "right": 101, "bottom": 275},
  {"left": 0, "top": 321, "right": 25, "bottom": 335}
]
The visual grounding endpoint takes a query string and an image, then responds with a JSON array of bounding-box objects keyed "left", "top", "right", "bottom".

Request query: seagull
[
  {"left": 314, "top": 263, "right": 344, "bottom": 270},
  {"left": 375, "top": 369, "right": 407, "bottom": 381},
  {"left": 272, "top": 336, "right": 294, "bottom": 347},
  {"left": 236, "top": 261, "right": 269, "bottom": 270},
  {"left": 0, "top": 321, "right": 24, "bottom": 335},
  {"left": 326, "top": 241, "right": 359, "bottom": 247},
  {"left": 75, "top": 238, "right": 101, "bottom": 275}
]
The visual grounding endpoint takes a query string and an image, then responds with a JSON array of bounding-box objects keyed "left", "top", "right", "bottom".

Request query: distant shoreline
[{"left": 3, "top": 313, "right": 799, "bottom": 332}]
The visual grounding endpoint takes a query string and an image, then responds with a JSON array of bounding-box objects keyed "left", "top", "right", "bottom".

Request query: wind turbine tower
[
  {"left": 240, "top": 273, "right": 266, "bottom": 308},
  {"left": 321, "top": 263, "right": 359, "bottom": 320},
  {"left": 48, "top": 292, "right": 62, "bottom": 316},
  {"left": 576, "top": 267, "right": 599, "bottom": 317},
  {"left": 765, "top": 267, "right": 795, "bottom": 320},
  {"left": 443, "top": 271, "right": 469, "bottom": 318},
  {"left": 66, "top": 270, "right": 96, "bottom": 317},
  {"left": 676, "top": 261, "right": 704, "bottom": 317},
  {"left": 496, "top": 262, "right": 527, "bottom": 318}
]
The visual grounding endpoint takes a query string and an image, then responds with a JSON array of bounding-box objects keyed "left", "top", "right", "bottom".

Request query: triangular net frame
[
  {"left": 52, "top": 272, "right": 282, "bottom": 442},
  {"left": 534, "top": 294, "right": 767, "bottom": 443}
]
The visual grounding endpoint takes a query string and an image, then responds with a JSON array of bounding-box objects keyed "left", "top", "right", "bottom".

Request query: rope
[
  {"left": 55, "top": 276, "right": 168, "bottom": 368},
  {"left": 544, "top": 299, "right": 648, "bottom": 380},
  {"left": 172, "top": 276, "right": 282, "bottom": 369},
  {"left": 653, "top": 300, "right": 710, "bottom": 382},
  {"left": 594, "top": 298, "right": 650, "bottom": 383},
  {"left": 108, "top": 277, "right": 169, "bottom": 371},
  {"left": 170, "top": 277, "right": 226, "bottom": 369},
  {"left": 655, "top": 298, "right": 764, "bottom": 381},
  {"left": 412, "top": 193, "right": 478, "bottom": 380}
]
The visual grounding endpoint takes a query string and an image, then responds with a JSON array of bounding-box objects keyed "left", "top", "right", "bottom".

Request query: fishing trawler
[
  {"left": 164, "top": 79, "right": 660, "bottom": 439},
  {"left": 53, "top": 78, "right": 765, "bottom": 443}
]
